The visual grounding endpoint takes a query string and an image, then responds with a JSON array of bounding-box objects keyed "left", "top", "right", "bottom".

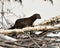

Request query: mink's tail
[{"left": 9, "top": 26, "right": 15, "bottom": 29}]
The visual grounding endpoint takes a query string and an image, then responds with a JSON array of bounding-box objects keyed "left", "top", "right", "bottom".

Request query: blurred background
[{"left": 0, "top": 0, "right": 60, "bottom": 29}]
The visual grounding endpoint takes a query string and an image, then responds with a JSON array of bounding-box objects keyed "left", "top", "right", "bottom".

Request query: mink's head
[{"left": 33, "top": 13, "right": 41, "bottom": 19}]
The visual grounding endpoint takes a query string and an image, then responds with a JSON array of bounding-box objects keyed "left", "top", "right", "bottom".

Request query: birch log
[
  {"left": 40, "top": 15, "right": 60, "bottom": 25},
  {"left": 0, "top": 26, "right": 60, "bottom": 34}
]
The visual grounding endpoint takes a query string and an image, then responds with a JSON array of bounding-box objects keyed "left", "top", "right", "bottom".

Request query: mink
[{"left": 9, "top": 13, "right": 41, "bottom": 29}]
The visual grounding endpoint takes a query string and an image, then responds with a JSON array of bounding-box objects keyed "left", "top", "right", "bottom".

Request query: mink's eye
[{"left": 37, "top": 15, "right": 41, "bottom": 19}]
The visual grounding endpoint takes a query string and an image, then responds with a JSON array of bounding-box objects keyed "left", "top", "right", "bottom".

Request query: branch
[
  {"left": 0, "top": 26, "right": 60, "bottom": 34},
  {"left": 40, "top": 15, "right": 60, "bottom": 26},
  {"left": 0, "top": 34, "right": 18, "bottom": 41}
]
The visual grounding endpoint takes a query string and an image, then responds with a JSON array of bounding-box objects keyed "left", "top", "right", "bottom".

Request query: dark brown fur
[{"left": 9, "top": 13, "right": 41, "bottom": 29}]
